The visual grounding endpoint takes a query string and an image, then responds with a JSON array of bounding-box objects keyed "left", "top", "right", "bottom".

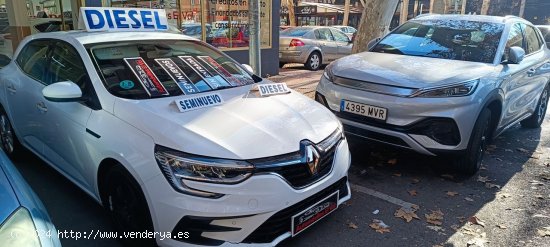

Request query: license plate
[
  {"left": 341, "top": 100, "right": 387, "bottom": 121},
  {"left": 291, "top": 191, "right": 339, "bottom": 236}
]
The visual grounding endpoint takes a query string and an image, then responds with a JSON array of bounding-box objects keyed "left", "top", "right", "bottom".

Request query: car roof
[
  {"left": 413, "top": 14, "right": 532, "bottom": 25},
  {"left": 24, "top": 30, "right": 197, "bottom": 45}
]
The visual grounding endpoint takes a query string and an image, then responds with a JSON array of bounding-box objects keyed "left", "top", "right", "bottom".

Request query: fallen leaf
[
  {"left": 499, "top": 193, "right": 511, "bottom": 199},
  {"left": 393, "top": 173, "right": 402, "bottom": 177},
  {"left": 369, "top": 219, "right": 390, "bottom": 234},
  {"left": 495, "top": 157, "right": 503, "bottom": 162},
  {"left": 441, "top": 174, "right": 454, "bottom": 179},
  {"left": 427, "top": 225, "right": 445, "bottom": 232},
  {"left": 387, "top": 158, "right": 397, "bottom": 165},
  {"left": 451, "top": 224, "right": 460, "bottom": 231},
  {"left": 468, "top": 216, "right": 486, "bottom": 227},
  {"left": 517, "top": 148, "right": 529, "bottom": 153},
  {"left": 534, "top": 195, "right": 544, "bottom": 199},
  {"left": 372, "top": 209, "right": 379, "bottom": 215},
  {"left": 457, "top": 216, "right": 466, "bottom": 223},
  {"left": 465, "top": 197, "right": 475, "bottom": 202},
  {"left": 496, "top": 224, "right": 508, "bottom": 229},
  {"left": 485, "top": 183, "right": 501, "bottom": 189},
  {"left": 408, "top": 190, "right": 418, "bottom": 196},
  {"left": 348, "top": 222, "right": 358, "bottom": 229},
  {"left": 411, "top": 178, "right": 421, "bottom": 184},
  {"left": 540, "top": 173, "right": 550, "bottom": 181},
  {"left": 425, "top": 210, "right": 444, "bottom": 225},
  {"left": 394, "top": 207, "right": 420, "bottom": 222},
  {"left": 536, "top": 227, "right": 550, "bottom": 237},
  {"left": 477, "top": 176, "right": 493, "bottom": 183},
  {"left": 446, "top": 191, "right": 459, "bottom": 197}
]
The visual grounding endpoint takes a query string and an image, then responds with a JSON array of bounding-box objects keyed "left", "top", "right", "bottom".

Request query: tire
[
  {"left": 305, "top": 52, "right": 322, "bottom": 71},
  {"left": 103, "top": 165, "right": 155, "bottom": 247},
  {"left": 279, "top": 62, "right": 286, "bottom": 68},
  {"left": 521, "top": 85, "right": 549, "bottom": 128},
  {"left": 454, "top": 108, "right": 492, "bottom": 175},
  {"left": 0, "top": 107, "right": 23, "bottom": 159}
]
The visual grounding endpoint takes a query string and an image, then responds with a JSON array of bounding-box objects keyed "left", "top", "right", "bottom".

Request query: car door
[
  {"left": 40, "top": 40, "right": 98, "bottom": 188},
  {"left": 315, "top": 28, "right": 338, "bottom": 62},
  {"left": 519, "top": 24, "right": 550, "bottom": 116},
  {"left": 330, "top": 28, "right": 353, "bottom": 59},
  {"left": 500, "top": 23, "right": 546, "bottom": 128},
  {"left": 4, "top": 39, "right": 54, "bottom": 155}
]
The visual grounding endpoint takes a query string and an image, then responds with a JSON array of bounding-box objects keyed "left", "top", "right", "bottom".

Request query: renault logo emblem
[{"left": 304, "top": 145, "right": 321, "bottom": 175}]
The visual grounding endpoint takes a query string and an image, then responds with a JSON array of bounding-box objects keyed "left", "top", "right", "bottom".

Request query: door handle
[
  {"left": 6, "top": 84, "right": 16, "bottom": 94},
  {"left": 36, "top": 102, "right": 48, "bottom": 113},
  {"left": 527, "top": 68, "right": 536, "bottom": 77}
]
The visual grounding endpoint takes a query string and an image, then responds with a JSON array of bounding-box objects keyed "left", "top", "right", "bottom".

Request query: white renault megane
[{"left": 0, "top": 30, "right": 351, "bottom": 246}]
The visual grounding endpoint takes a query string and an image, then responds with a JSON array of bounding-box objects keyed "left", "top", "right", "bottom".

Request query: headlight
[
  {"left": 0, "top": 207, "right": 41, "bottom": 247},
  {"left": 412, "top": 79, "right": 479, "bottom": 98},
  {"left": 323, "top": 62, "right": 335, "bottom": 82},
  {"left": 154, "top": 145, "right": 254, "bottom": 198}
]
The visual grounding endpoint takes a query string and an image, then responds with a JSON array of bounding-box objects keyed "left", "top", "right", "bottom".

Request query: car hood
[
  {"left": 0, "top": 163, "right": 20, "bottom": 223},
  {"left": 332, "top": 52, "right": 496, "bottom": 88},
  {"left": 113, "top": 84, "right": 339, "bottom": 159}
]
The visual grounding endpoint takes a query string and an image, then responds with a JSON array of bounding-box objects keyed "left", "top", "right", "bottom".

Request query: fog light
[{"left": 409, "top": 118, "right": 460, "bottom": 146}]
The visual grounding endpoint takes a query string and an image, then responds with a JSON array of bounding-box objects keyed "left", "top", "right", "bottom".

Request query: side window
[
  {"left": 331, "top": 29, "right": 350, "bottom": 42},
  {"left": 318, "top": 29, "right": 334, "bottom": 41},
  {"left": 524, "top": 25, "right": 543, "bottom": 54},
  {"left": 15, "top": 40, "right": 51, "bottom": 83},
  {"left": 505, "top": 23, "right": 525, "bottom": 58},
  {"left": 46, "top": 42, "right": 88, "bottom": 88},
  {"left": 314, "top": 30, "right": 321, "bottom": 39}
]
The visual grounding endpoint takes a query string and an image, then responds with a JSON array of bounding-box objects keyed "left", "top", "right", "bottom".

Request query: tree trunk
[
  {"left": 287, "top": 0, "right": 296, "bottom": 26},
  {"left": 352, "top": 0, "right": 400, "bottom": 54},
  {"left": 343, "top": 0, "right": 351, "bottom": 26}
]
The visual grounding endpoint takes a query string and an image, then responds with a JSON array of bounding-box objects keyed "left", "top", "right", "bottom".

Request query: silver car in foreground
[
  {"left": 279, "top": 26, "right": 353, "bottom": 70},
  {"left": 316, "top": 15, "right": 550, "bottom": 175},
  {"left": 0, "top": 150, "right": 61, "bottom": 246}
]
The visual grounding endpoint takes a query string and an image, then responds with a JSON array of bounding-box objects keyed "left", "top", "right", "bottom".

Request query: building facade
[{"left": 0, "top": 0, "right": 281, "bottom": 76}]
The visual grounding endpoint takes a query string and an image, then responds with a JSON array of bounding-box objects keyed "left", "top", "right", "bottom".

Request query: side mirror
[
  {"left": 506, "top": 46, "right": 525, "bottom": 64},
  {"left": 367, "top": 37, "right": 381, "bottom": 50},
  {"left": 42, "top": 81, "right": 82, "bottom": 102},
  {"left": 0, "top": 54, "right": 11, "bottom": 68},
  {"left": 242, "top": 64, "right": 254, "bottom": 73}
]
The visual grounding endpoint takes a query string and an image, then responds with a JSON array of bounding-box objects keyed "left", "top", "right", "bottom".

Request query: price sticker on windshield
[{"left": 257, "top": 83, "right": 291, "bottom": 97}]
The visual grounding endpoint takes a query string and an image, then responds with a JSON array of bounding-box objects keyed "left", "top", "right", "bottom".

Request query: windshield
[
  {"left": 372, "top": 20, "right": 504, "bottom": 63},
  {"left": 281, "top": 27, "right": 312, "bottom": 37},
  {"left": 87, "top": 40, "right": 256, "bottom": 99}
]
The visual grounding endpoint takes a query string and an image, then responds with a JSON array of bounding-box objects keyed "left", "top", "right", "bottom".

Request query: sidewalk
[{"left": 265, "top": 64, "right": 324, "bottom": 98}]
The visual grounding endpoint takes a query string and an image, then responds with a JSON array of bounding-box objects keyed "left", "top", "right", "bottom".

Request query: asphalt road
[{"left": 13, "top": 65, "right": 550, "bottom": 247}]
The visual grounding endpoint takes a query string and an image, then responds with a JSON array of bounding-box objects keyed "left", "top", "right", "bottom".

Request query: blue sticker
[{"left": 120, "top": 80, "right": 135, "bottom": 89}]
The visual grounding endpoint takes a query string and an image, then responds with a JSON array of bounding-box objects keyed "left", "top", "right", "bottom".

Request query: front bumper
[
  {"left": 146, "top": 139, "right": 351, "bottom": 247},
  {"left": 316, "top": 76, "right": 483, "bottom": 155}
]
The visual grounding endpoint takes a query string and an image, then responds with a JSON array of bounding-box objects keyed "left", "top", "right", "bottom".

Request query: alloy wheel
[
  {"left": 310, "top": 54, "right": 320, "bottom": 70},
  {"left": 0, "top": 114, "right": 14, "bottom": 154},
  {"left": 537, "top": 88, "right": 548, "bottom": 124}
]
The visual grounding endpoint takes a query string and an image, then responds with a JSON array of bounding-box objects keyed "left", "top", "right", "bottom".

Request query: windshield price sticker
[
  {"left": 175, "top": 93, "right": 224, "bottom": 113},
  {"left": 258, "top": 83, "right": 291, "bottom": 97},
  {"left": 179, "top": 56, "right": 229, "bottom": 89},
  {"left": 124, "top": 57, "right": 169, "bottom": 97},
  {"left": 155, "top": 58, "right": 199, "bottom": 95},
  {"left": 198, "top": 56, "right": 242, "bottom": 86}
]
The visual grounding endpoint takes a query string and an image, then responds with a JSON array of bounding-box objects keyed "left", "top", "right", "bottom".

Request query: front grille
[
  {"left": 343, "top": 124, "right": 410, "bottom": 148},
  {"left": 254, "top": 144, "right": 337, "bottom": 188},
  {"left": 243, "top": 177, "right": 349, "bottom": 243}
]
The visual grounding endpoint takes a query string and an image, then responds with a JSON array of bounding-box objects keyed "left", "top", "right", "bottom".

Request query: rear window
[
  {"left": 281, "top": 27, "right": 312, "bottom": 37},
  {"left": 87, "top": 40, "right": 256, "bottom": 100}
]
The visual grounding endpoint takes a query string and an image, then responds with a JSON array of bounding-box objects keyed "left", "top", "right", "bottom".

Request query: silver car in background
[
  {"left": 279, "top": 26, "right": 353, "bottom": 71},
  {"left": 332, "top": 25, "right": 357, "bottom": 39},
  {"left": 316, "top": 15, "right": 550, "bottom": 175}
]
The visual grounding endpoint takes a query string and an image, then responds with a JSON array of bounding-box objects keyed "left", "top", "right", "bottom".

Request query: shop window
[
  {"left": 205, "top": 0, "right": 272, "bottom": 50},
  {"left": 0, "top": 0, "right": 12, "bottom": 60},
  {"left": 27, "top": 0, "right": 75, "bottom": 33}
]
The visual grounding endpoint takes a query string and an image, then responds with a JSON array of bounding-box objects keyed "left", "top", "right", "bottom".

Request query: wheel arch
[{"left": 480, "top": 89, "right": 504, "bottom": 139}]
